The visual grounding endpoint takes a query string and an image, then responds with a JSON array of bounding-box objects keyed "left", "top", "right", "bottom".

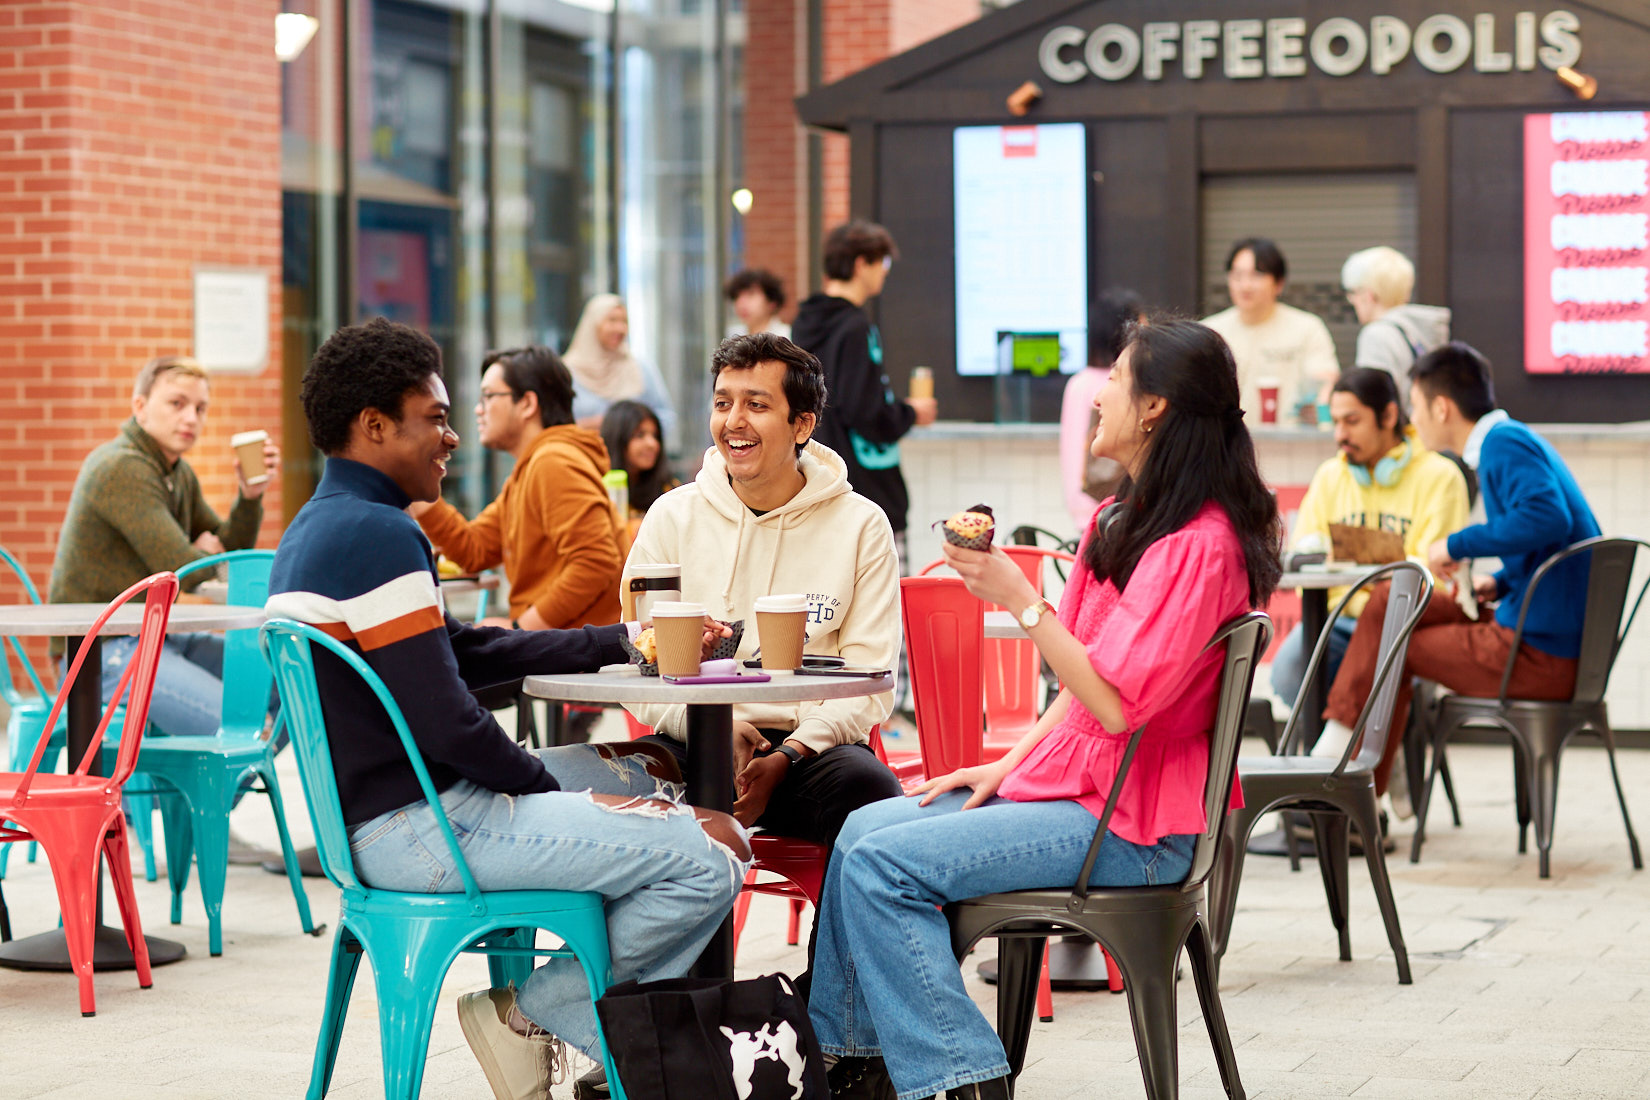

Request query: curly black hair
[
  {"left": 711, "top": 332, "right": 827, "bottom": 455},
  {"left": 724, "top": 267, "right": 786, "bottom": 309},
  {"left": 302, "top": 317, "right": 444, "bottom": 455}
]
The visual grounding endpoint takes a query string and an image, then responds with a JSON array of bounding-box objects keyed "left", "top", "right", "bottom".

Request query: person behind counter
[
  {"left": 1342, "top": 245, "right": 1451, "bottom": 411},
  {"left": 1202, "top": 236, "right": 1339, "bottom": 425}
]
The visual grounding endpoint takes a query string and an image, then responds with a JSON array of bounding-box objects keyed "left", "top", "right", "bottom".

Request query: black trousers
[{"left": 638, "top": 730, "right": 904, "bottom": 847}]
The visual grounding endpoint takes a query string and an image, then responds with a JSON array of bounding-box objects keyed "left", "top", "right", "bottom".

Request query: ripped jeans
[{"left": 347, "top": 743, "right": 748, "bottom": 1056}]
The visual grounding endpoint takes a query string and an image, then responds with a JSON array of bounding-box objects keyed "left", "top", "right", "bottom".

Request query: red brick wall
[
  {"left": 0, "top": 1, "right": 284, "bottom": 613},
  {"left": 744, "top": 0, "right": 977, "bottom": 299}
]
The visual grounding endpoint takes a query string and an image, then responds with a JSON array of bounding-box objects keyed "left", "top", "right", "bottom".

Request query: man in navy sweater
[
  {"left": 269, "top": 317, "right": 746, "bottom": 1100},
  {"left": 1322, "top": 342, "right": 1599, "bottom": 804}
]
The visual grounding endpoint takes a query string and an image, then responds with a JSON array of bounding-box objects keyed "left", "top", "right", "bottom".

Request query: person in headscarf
[{"left": 562, "top": 293, "right": 677, "bottom": 442}]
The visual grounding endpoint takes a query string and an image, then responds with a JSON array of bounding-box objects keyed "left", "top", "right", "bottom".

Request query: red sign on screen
[{"left": 1524, "top": 112, "right": 1650, "bottom": 374}]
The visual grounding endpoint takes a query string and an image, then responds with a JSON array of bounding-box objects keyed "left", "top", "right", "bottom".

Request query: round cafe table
[
  {"left": 0, "top": 601, "right": 267, "bottom": 972},
  {"left": 522, "top": 668, "right": 890, "bottom": 978}
]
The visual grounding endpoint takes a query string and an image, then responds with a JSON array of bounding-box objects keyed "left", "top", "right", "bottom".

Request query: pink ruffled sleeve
[{"left": 1087, "top": 525, "right": 1244, "bottom": 730}]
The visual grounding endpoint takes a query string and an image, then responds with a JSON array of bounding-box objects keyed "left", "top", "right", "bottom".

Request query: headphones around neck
[{"left": 1346, "top": 436, "right": 1413, "bottom": 488}]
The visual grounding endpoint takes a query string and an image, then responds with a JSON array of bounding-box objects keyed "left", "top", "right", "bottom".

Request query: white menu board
[{"left": 953, "top": 124, "right": 1088, "bottom": 377}]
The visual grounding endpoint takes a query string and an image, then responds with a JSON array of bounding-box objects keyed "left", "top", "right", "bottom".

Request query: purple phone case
[{"left": 662, "top": 672, "right": 773, "bottom": 684}]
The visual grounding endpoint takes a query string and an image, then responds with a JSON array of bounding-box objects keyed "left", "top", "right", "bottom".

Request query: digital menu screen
[{"left": 1524, "top": 111, "right": 1650, "bottom": 374}]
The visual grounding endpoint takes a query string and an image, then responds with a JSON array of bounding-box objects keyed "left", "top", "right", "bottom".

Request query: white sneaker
[
  {"left": 457, "top": 987, "right": 567, "bottom": 1100},
  {"left": 1389, "top": 750, "right": 1414, "bottom": 820},
  {"left": 1310, "top": 719, "right": 1357, "bottom": 760}
]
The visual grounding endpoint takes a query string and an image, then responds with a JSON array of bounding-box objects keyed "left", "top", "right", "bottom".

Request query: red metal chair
[{"left": 0, "top": 571, "right": 178, "bottom": 1016}]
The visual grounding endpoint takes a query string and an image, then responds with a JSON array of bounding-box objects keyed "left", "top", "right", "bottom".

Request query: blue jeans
[
  {"left": 1269, "top": 618, "right": 1356, "bottom": 707},
  {"left": 348, "top": 744, "right": 747, "bottom": 1057},
  {"left": 809, "top": 791, "right": 1195, "bottom": 1100},
  {"left": 99, "top": 632, "right": 224, "bottom": 738}
]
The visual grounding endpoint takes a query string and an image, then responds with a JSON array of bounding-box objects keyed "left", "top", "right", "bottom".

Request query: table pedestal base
[
  {"left": 977, "top": 938, "right": 1123, "bottom": 992},
  {"left": 0, "top": 924, "right": 187, "bottom": 972}
]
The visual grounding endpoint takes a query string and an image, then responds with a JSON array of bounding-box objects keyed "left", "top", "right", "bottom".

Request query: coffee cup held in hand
[
  {"left": 626, "top": 562, "right": 682, "bottom": 622},
  {"left": 232, "top": 430, "right": 270, "bottom": 486},
  {"left": 650, "top": 601, "right": 707, "bottom": 678},
  {"left": 754, "top": 593, "right": 808, "bottom": 672}
]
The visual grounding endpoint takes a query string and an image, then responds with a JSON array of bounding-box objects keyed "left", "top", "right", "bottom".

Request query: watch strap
[{"left": 774, "top": 743, "right": 804, "bottom": 766}]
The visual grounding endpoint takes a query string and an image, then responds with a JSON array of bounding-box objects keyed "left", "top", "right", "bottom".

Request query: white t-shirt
[{"left": 1202, "top": 302, "right": 1339, "bottom": 423}]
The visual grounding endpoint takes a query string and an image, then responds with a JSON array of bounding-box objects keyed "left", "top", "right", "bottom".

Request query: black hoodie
[{"left": 789, "top": 293, "right": 918, "bottom": 534}]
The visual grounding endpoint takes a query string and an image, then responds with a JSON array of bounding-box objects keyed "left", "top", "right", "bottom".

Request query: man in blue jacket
[{"left": 1321, "top": 342, "right": 1599, "bottom": 801}]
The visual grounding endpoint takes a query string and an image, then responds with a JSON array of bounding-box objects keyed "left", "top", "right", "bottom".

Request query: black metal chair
[
  {"left": 1207, "top": 561, "right": 1431, "bottom": 986},
  {"left": 1009, "top": 524, "right": 1080, "bottom": 582},
  {"left": 1411, "top": 536, "right": 1648, "bottom": 878},
  {"left": 946, "top": 612, "right": 1271, "bottom": 1100}
]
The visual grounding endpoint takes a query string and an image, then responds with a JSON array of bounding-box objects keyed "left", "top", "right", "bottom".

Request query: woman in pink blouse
[{"left": 809, "top": 320, "right": 1281, "bottom": 1100}]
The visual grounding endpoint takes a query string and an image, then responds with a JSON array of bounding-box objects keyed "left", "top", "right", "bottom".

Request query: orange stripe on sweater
[{"left": 354, "top": 606, "right": 445, "bottom": 651}]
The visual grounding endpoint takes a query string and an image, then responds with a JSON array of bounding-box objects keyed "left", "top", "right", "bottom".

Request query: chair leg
[
  {"left": 0, "top": 878, "right": 10, "bottom": 941},
  {"left": 186, "top": 778, "right": 233, "bottom": 957},
  {"left": 374, "top": 930, "right": 457, "bottom": 1100},
  {"left": 261, "top": 762, "right": 319, "bottom": 934},
  {"left": 126, "top": 779, "right": 160, "bottom": 883},
  {"left": 33, "top": 828, "right": 101, "bottom": 1016},
  {"left": 994, "top": 937, "right": 1045, "bottom": 1081},
  {"left": 1307, "top": 812, "right": 1353, "bottom": 963},
  {"left": 1346, "top": 794, "right": 1411, "bottom": 984},
  {"left": 1185, "top": 919, "right": 1246, "bottom": 1100},
  {"left": 1597, "top": 725, "right": 1644, "bottom": 870},
  {"left": 1036, "top": 950, "right": 1054, "bottom": 1022},
  {"left": 1411, "top": 716, "right": 1454, "bottom": 864},
  {"left": 1437, "top": 750, "right": 1462, "bottom": 827},
  {"left": 103, "top": 824, "right": 153, "bottom": 990},
  {"left": 1110, "top": 919, "right": 1190, "bottom": 1100},
  {"left": 309, "top": 928, "right": 365, "bottom": 1100},
  {"left": 1206, "top": 808, "right": 1259, "bottom": 966},
  {"left": 159, "top": 786, "right": 194, "bottom": 924},
  {"left": 786, "top": 898, "right": 804, "bottom": 946},
  {"left": 731, "top": 868, "right": 757, "bottom": 950},
  {"left": 1513, "top": 747, "right": 1532, "bottom": 855},
  {"left": 1104, "top": 948, "right": 1124, "bottom": 994},
  {"left": 1532, "top": 747, "right": 1560, "bottom": 880}
]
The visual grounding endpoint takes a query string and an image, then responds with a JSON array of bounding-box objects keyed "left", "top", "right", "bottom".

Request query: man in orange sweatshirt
[{"left": 413, "top": 345, "right": 624, "bottom": 632}]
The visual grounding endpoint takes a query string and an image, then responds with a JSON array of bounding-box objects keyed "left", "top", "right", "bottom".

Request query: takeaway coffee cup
[
  {"left": 626, "top": 563, "right": 682, "bottom": 623},
  {"left": 908, "top": 366, "right": 934, "bottom": 401},
  {"left": 650, "top": 601, "right": 706, "bottom": 678},
  {"left": 1256, "top": 379, "right": 1279, "bottom": 426},
  {"left": 754, "top": 593, "right": 808, "bottom": 672},
  {"left": 232, "top": 430, "right": 270, "bottom": 486}
]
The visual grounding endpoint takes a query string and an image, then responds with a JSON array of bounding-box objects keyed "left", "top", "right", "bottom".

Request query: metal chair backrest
[
  {"left": 175, "top": 550, "right": 276, "bottom": 740},
  {"left": 1507, "top": 537, "right": 1650, "bottom": 707},
  {"left": 900, "top": 575, "right": 986, "bottom": 776},
  {"left": 1065, "top": 612, "right": 1270, "bottom": 910},
  {"left": 1276, "top": 560, "right": 1432, "bottom": 774},
  {"left": 0, "top": 543, "right": 50, "bottom": 708},
  {"left": 11, "top": 572, "right": 178, "bottom": 804},
  {"left": 260, "top": 618, "right": 487, "bottom": 906}
]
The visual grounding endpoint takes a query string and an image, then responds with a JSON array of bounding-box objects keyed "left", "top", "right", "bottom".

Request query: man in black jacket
[{"left": 790, "top": 220, "right": 938, "bottom": 561}]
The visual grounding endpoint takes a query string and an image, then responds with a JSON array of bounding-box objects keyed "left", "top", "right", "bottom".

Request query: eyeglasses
[{"left": 479, "top": 390, "right": 515, "bottom": 402}]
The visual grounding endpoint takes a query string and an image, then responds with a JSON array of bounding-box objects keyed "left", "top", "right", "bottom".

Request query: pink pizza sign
[{"left": 1523, "top": 111, "right": 1650, "bottom": 374}]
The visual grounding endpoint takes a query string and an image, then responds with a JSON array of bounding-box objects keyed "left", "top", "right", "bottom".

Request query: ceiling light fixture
[{"left": 276, "top": 13, "right": 320, "bottom": 63}]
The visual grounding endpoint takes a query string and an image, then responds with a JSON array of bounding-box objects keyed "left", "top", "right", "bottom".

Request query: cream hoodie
[{"left": 622, "top": 439, "right": 899, "bottom": 752}]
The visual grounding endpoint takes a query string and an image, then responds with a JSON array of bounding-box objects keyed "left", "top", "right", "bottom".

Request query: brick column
[{"left": 0, "top": 1, "right": 284, "bottom": 612}]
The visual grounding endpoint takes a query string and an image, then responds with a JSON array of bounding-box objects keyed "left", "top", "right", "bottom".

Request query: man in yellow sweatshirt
[
  {"left": 413, "top": 345, "right": 624, "bottom": 630},
  {"left": 623, "top": 330, "right": 904, "bottom": 860},
  {"left": 1272, "top": 367, "right": 1469, "bottom": 710}
]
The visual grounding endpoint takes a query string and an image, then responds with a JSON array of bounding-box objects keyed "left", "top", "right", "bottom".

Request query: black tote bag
[{"left": 594, "top": 972, "right": 829, "bottom": 1100}]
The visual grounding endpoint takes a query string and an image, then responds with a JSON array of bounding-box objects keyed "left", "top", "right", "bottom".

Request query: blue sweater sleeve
[{"left": 1446, "top": 430, "right": 1573, "bottom": 562}]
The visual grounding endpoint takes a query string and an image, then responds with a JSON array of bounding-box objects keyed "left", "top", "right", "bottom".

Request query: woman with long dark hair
[
  {"left": 600, "top": 399, "right": 679, "bottom": 517},
  {"left": 809, "top": 320, "right": 1280, "bottom": 1100}
]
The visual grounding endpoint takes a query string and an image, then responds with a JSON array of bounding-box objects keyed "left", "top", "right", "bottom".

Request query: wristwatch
[
  {"left": 773, "top": 743, "right": 804, "bottom": 767},
  {"left": 1017, "top": 597, "right": 1056, "bottom": 630}
]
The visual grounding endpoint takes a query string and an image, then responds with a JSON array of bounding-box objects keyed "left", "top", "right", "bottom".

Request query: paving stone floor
[{"left": 2, "top": 716, "right": 1648, "bottom": 1098}]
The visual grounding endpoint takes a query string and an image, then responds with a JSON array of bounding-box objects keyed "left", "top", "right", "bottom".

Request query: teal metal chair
[
  {"left": 0, "top": 545, "right": 59, "bottom": 877},
  {"left": 109, "top": 550, "right": 317, "bottom": 955},
  {"left": 260, "top": 618, "right": 628, "bottom": 1100}
]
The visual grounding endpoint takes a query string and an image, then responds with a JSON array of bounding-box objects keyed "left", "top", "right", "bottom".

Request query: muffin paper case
[
  {"left": 620, "top": 619, "right": 745, "bottom": 676},
  {"left": 936, "top": 503, "right": 996, "bottom": 551}
]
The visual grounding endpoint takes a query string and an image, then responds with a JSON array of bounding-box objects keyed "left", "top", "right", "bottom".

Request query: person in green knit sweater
[{"left": 49, "top": 355, "right": 279, "bottom": 738}]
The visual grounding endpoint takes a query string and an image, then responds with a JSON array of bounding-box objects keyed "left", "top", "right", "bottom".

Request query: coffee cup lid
[
  {"left": 754, "top": 594, "right": 807, "bottom": 614},
  {"left": 649, "top": 601, "right": 705, "bottom": 617},
  {"left": 231, "top": 430, "right": 269, "bottom": 447},
  {"left": 632, "top": 563, "right": 682, "bottom": 578},
  {"left": 1256, "top": 377, "right": 1280, "bottom": 388}
]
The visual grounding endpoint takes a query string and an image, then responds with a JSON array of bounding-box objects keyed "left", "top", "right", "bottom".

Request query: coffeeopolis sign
[{"left": 1038, "top": 10, "right": 1582, "bottom": 83}]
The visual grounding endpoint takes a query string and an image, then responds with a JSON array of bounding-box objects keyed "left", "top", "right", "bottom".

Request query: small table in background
[
  {"left": 522, "top": 668, "right": 891, "bottom": 978},
  {"left": 0, "top": 601, "right": 267, "bottom": 972}
]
